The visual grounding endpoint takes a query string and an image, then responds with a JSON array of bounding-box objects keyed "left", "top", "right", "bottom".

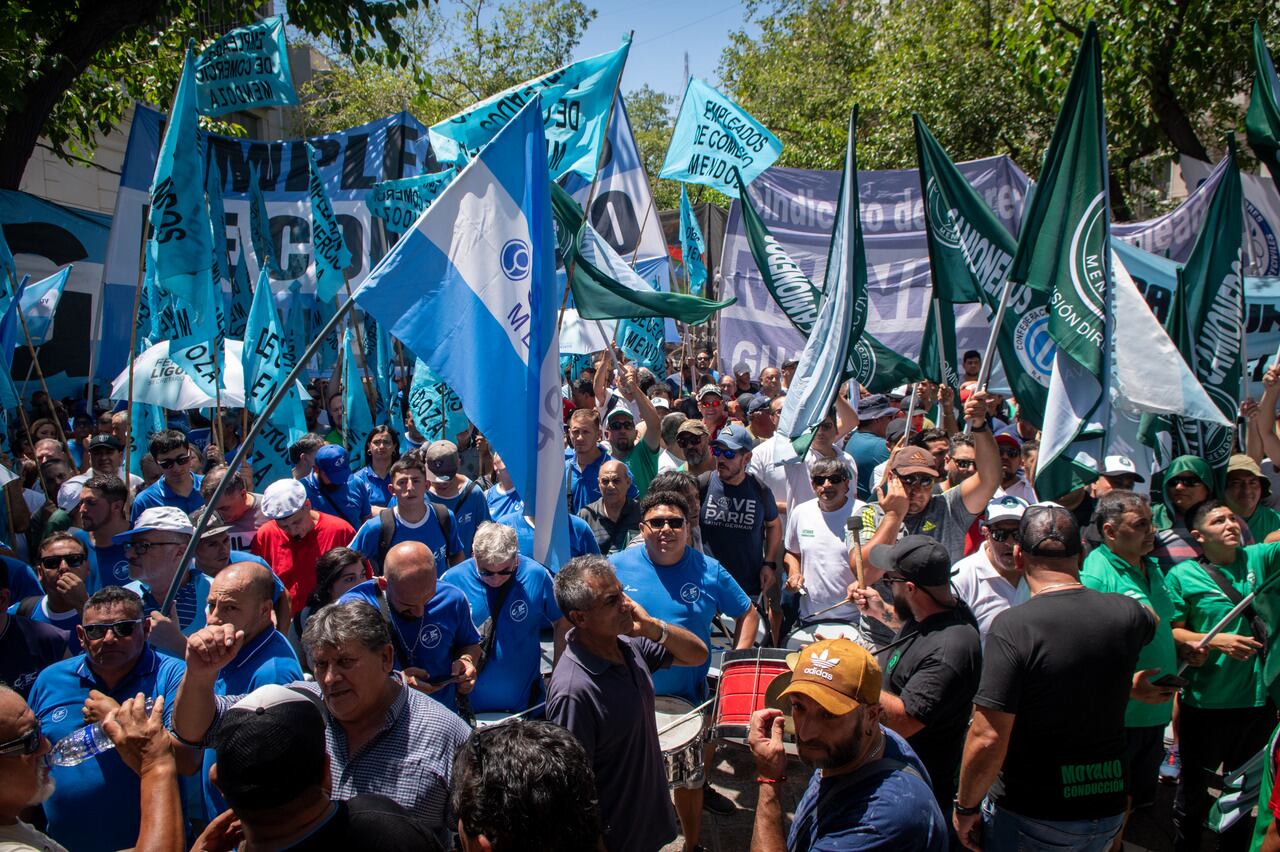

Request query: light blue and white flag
[
  {"left": 368, "top": 169, "right": 457, "bottom": 236},
  {"left": 356, "top": 96, "right": 569, "bottom": 567},
  {"left": 678, "top": 184, "right": 708, "bottom": 296},
  {"left": 659, "top": 77, "right": 783, "bottom": 198},
  {"left": 341, "top": 327, "right": 374, "bottom": 468},
  {"left": 429, "top": 37, "right": 630, "bottom": 180},
  {"left": 195, "top": 16, "right": 298, "bottom": 118},
  {"left": 242, "top": 267, "right": 307, "bottom": 486},
  {"left": 19, "top": 266, "right": 71, "bottom": 346},
  {"left": 0, "top": 276, "right": 28, "bottom": 409},
  {"left": 408, "top": 359, "right": 469, "bottom": 442},
  {"left": 149, "top": 42, "right": 214, "bottom": 320},
  {"left": 307, "top": 143, "right": 353, "bottom": 303}
]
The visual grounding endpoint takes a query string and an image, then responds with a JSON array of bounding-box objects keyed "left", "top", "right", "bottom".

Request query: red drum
[{"left": 712, "top": 648, "right": 793, "bottom": 748}]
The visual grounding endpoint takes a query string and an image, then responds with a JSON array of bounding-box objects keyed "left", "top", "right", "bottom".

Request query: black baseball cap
[
  {"left": 213, "top": 685, "right": 327, "bottom": 811},
  {"left": 868, "top": 535, "right": 954, "bottom": 586}
]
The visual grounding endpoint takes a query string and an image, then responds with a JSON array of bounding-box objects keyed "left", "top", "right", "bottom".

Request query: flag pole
[
  {"left": 1176, "top": 570, "right": 1280, "bottom": 675},
  {"left": 902, "top": 386, "right": 917, "bottom": 447},
  {"left": 963, "top": 278, "right": 1014, "bottom": 436},
  {"left": 557, "top": 30, "right": 634, "bottom": 334},
  {"left": 125, "top": 210, "right": 150, "bottom": 482},
  {"left": 160, "top": 292, "right": 360, "bottom": 613},
  {"left": 932, "top": 300, "right": 949, "bottom": 424},
  {"left": 7, "top": 271, "right": 71, "bottom": 452}
]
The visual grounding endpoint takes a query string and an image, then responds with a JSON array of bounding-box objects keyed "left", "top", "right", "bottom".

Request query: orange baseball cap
[{"left": 781, "top": 638, "right": 882, "bottom": 715}]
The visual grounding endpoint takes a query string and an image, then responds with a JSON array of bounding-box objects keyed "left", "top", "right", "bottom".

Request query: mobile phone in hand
[{"left": 1151, "top": 673, "right": 1188, "bottom": 690}]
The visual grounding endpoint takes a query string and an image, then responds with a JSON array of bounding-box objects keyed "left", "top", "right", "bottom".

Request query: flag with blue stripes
[
  {"left": 19, "top": 267, "right": 71, "bottom": 346},
  {"left": 355, "top": 96, "right": 568, "bottom": 567}
]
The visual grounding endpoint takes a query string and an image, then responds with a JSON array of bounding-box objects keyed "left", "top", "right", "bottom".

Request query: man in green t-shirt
[
  {"left": 1167, "top": 498, "right": 1280, "bottom": 852},
  {"left": 1080, "top": 490, "right": 1185, "bottom": 838},
  {"left": 601, "top": 366, "right": 661, "bottom": 499},
  {"left": 1226, "top": 454, "right": 1280, "bottom": 545}
]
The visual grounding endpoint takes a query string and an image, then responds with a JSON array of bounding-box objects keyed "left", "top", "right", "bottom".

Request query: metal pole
[
  {"left": 964, "top": 277, "right": 1015, "bottom": 436},
  {"left": 159, "top": 293, "right": 359, "bottom": 613}
]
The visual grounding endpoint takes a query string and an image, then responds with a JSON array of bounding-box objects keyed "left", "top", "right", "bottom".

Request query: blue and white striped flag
[
  {"left": 355, "top": 96, "right": 568, "bottom": 568},
  {"left": 19, "top": 266, "right": 71, "bottom": 346}
]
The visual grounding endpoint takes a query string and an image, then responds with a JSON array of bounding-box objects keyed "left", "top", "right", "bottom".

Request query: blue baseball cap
[
  {"left": 314, "top": 444, "right": 351, "bottom": 485},
  {"left": 713, "top": 424, "right": 754, "bottom": 453}
]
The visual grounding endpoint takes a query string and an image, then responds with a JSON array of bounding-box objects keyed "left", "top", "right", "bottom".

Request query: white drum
[
  {"left": 654, "top": 696, "right": 705, "bottom": 788},
  {"left": 785, "top": 621, "right": 876, "bottom": 653}
]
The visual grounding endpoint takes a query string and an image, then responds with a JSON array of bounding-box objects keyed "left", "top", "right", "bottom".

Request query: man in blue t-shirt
[
  {"left": 441, "top": 522, "right": 565, "bottom": 714},
  {"left": 426, "top": 440, "right": 492, "bottom": 558},
  {"left": 565, "top": 409, "right": 637, "bottom": 513},
  {"left": 351, "top": 457, "right": 464, "bottom": 574},
  {"left": 197, "top": 562, "right": 304, "bottom": 820},
  {"left": 8, "top": 532, "right": 92, "bottom": 653},
  {"left": 486, "top": 451, "right": 600, "bottom": 569},
  {"left": 130, "top": 430, "right": 204, "bottom": 523},
  {"left": 78, "top": 474, "right": 132, "bottom": 589},
  {"left": 27, "top": 586, "right": 188, "bottom": 852},
  {"left": 340, "top": 540, "right": 481, "bottom": 713},
  {"left": 748, "top": 637, "right": 948, "bottom": 851},
  {"left": 844, "top": 395, "right": 897, "bottom": 501},
  {"left": 301, "top": 444, "right": 372, "bottom": 529},
  {"left": 610, "top": 489, "right": 752, "bottom": 848}
]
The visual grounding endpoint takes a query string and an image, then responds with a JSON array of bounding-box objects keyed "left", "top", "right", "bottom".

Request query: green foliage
[{"left": 718, "top": 0, "right": 1280, "bottom": 217}]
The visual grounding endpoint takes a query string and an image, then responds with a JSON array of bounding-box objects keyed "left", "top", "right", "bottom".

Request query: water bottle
[{"left": 47, "top": 698, "right": 155, "bottom": 767}]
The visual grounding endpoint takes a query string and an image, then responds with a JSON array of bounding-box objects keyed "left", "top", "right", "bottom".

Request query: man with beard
[
  {"left": 949, "top": 496, "right": 1028, "bottom": 643},
  {"left": 676, "top": 420, "right": 715, "bottom": 476},
  {"left": 567, "top": 409, "right": 637, "bottom": 514},
  {"left": 851, "top": 537, "right": 982, "bottom": 816},
  {"left": 697, "top": 385, "right": 729, "bottom": 435},
  {"left": 748, "top": 638, "right": 948, "bottom": 851},
  {"left": 1150, "top": 455, "right": 1215, "bottom": 571},
  {"left": 993, "top": 434, "right": 1036, "bottom": 504}
]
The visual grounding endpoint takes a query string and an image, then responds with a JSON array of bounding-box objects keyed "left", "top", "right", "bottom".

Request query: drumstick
[
  {"left": 846, "top": 516, "right": 865, "bottom": 588},
  {"left": 804, "top": 598, "right": 858, "bottom": 620},
  {"left": 503, "top": 702, "right": 546, "bottom": 722},
  {"left": 655, "top": 698, "right": 717, "bottom": 737}
]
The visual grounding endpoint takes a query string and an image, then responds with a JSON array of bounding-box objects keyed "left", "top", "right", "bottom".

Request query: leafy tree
[{"left": 0, "top": 0, "right": 418, "bottom": 189}]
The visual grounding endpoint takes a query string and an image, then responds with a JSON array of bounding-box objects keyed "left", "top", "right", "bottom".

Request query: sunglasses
[
  {"left": 699, "top": 398, "right": 723, "bottom": 407},
  {"left": 0, "top": 721, "right": 43, "bottom": 756},
  {"left": 123, "top": 540, "right": 185, "bottom": 555},
  {"left": 156, "top": 453, "right": 191, "bottom": 469},
  {"left": 898, "top": 474, "right": 935, "bottom": 489},
  {"left": 998, "top": 447, "right": 1022, "bottom": 459},
  {"left": 676, "top": 435, "right": 704, "bottom": 448},
  {"left": 711, "top": 445, "right": 740, "bottom": 460},
  {"left": 39, "top": 553, "right": 87, "bottom": 571},
  {"left": 607, "top": 421, "right": 634, "bottom": 430},
  {"left": 986, "top": 527, "right": 1016, "bottom": 542},
  {"left": 643, "top": 516, "right": 686, "bottom": 530},
  {"left": 81, "top": 618, "right": 143, "bottom": 641},
  {"left": 811, "top": 475, "right": 848, "bottom": 486},
  {"left": 1167, "top": 477, "right": 1202, "bottom": 488},
  {"left": 478, "top": 563, "right": 518, "bottom": 578},
  {"left": 950, "top": 459, "right": 975, "bottom": 470}
]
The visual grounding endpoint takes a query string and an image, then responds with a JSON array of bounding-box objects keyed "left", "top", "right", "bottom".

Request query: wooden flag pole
[
  {"left": 124, "top": 207, "right": 150, "bottom": 481},
  {"left": 6, "top": 270, "right": 70, "bottom": 452}
]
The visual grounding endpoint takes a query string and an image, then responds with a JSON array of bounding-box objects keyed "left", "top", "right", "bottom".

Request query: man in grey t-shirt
[{"left": 859, "top": 390, "right": 1002, "bottom": 584}]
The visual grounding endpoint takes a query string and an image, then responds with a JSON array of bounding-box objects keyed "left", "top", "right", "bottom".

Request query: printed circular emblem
[
  {"left": 1245, "top": 199, "right": 1280, "bottom": 276},
  {"left": 850, "top": 338, "right": 878, "bottom": 385},
  {"left": 1069, "top": 192, "right": 1107, "bottom": 321},
  {"left": 1013, "top": 307, "right": 1055, "bottom": 386},
  {"left": 679, "top": 583, "right": 700, "bottom": 604},
  {"left": 113, "top": 561, "right": 131, "bottom": 581},
  {"left": 419, "top": 624, "right": 443, "bottom": 649},
  {"left": 51, "top": 707, "right": 67, "bottom": 723},
  {"left": 500, "top": 239, "right": 531, "bottom": 281},
  {"left": 509, "top": 600, "right": 529, "bottom": 622},
  {"left": 926, "top": 178, "right": 962, "bottom": 250}
]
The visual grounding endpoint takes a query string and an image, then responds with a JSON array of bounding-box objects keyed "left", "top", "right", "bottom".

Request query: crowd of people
[{"left": 3, "top": 342, "right": 1280, "bottom": 852}]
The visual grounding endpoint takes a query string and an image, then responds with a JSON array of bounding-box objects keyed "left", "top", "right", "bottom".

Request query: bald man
[
  {"left": 340, "top": 541, "right": 482, "bottom": 713},
  {"left": 198, "top": 561, "right": 304, "bottom": 819},
  {"left": 577, "top": 459, "right": 643, "bottom": 555}
]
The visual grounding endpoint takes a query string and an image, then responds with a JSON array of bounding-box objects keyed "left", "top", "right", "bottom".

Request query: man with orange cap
[{"left": 747, "top": 637, "right": 948, "bottom": 851}]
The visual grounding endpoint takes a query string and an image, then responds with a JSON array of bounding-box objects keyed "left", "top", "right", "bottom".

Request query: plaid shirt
[{"left": 209, "top": 677, "right": 470, "bottom": 833}]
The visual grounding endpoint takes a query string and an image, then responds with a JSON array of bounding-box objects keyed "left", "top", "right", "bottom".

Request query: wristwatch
[{"left": 953, "top": 798, "right": 982, "bottom": 816}]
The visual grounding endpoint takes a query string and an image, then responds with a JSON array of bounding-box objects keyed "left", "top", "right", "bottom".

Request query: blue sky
[{"left": 570, "top": 0, "right": 759, "bottom": 102}]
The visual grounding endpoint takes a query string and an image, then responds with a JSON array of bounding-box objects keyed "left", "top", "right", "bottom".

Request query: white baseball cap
[
  {"left": 1099, "top": 454, "right": 1145, "bottom": 482},
  {"left": 112, "top": 505, "right": 195, "bottom": 544},
  {"left": 56, "top": 480, "right": 84, "bottom": 513},
  {"left": 261, "top": 479, "right": 308, "bottom": 520},
  {"left": 984, "top": 494, "right": 1029, "bottom": 524}
]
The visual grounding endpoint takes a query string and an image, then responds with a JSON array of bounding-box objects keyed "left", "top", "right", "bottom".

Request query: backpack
[{"left": 375, "top": 503, "right": 453, "bottom": 573}]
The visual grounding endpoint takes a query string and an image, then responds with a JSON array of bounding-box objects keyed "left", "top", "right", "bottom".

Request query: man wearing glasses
[
  {"left": 675, "top": 419, "right": 714, "bottom": 477},
  {"left": 441, "top": 522, "right": 567, "bottom": 716},
  {"left": 114, "top": 506, "right": 213, "bottom": 657},
  {"left": 27, "top": 586, "right": 187, "bottom": 851},
  {"left": 950, "top": 496, "right": 1030, "bottom": 643},
  {"left": 862, "top": 390, "right": 1003, "bottom": 578},
  {"left": 11, "top": 532, "right": 92, "bottom": 653},
  {"left": 785, "top": 458, "right": 864, "bottom": 625},
  {"left": 129, "top": 430, "right": 203, "bottom": 525},
  {"left": 603, "top": 368, "right": 664, "bottom": 499},
  {"left": 696, "top": 384, "right": 728, "bottom": 435},
  {"left": 993, "top": 433, "right": 1037, "bottom": 504}
]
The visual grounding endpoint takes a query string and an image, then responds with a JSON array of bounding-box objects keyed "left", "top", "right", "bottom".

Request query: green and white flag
[
  {"left": 1247, "top": 21, "right": 1280, "bottom": 195},
  {"left": 1139, "top": 142, "right": 1245, "bottom": 481},
  {"left": 913, "top": 114, "right": 1052, "bottom": 423},
  {"left": 1008, "top": 21, "right": 1110, "bottom": 500}
]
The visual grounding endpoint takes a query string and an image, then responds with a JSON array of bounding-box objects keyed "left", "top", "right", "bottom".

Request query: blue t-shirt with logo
[
  {"left": 301, "top": 473, "right": 372, "bottom": 528},
  {"left": 340, "top": 578, "right": 481, "bottom": 711},
  {"left": 428, "top": 480, "right": 492, "bottom": 557},
  {"left": 610, "top": 545, "right": 751, "bottom": 704},
  {"left": 485, "top": 485, "right": 523, "bottom": 522},
  {"left": 28, "top": 646, "right": 185, "bottom": 852},
  {"left": 93, "top": 541, "right": 132, "bottom": 589},
  {"left": 7, "top": 597, "right": 82, "bottom": 653},
  {"left": 441, "top": 555, "right": 560, "bottom": 713},
  {"left": 699, "top": 472, "right": 779, "bottom": 592},
  {"left": 352, "top": 465, "right": 393, "bottom": 508},
  {"left": 130, "top": 473, "right": 205, "bottom": 524},
  {"left": 350, "top": 507, "right": 465, "bottom": 574}
]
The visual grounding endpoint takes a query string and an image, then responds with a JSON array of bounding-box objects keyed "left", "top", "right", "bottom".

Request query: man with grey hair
[
  {"left": 442, "top": 522, "right": 567, "bottom": 715},
  {"left": 548, "top": 555, "right": 706, "bottom": 852},
  {"left": 578, "top": 459, "right": 643, "bottom": 555},
  {"left": 174, "top": 599, "right": 472, "bottom": 840}
]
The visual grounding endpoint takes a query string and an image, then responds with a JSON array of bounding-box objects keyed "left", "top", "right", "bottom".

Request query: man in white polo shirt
[{"left": 949, "top": 495, "right": 1028, "bottom": 643}]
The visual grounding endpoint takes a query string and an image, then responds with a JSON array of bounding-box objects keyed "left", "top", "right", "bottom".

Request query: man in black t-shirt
[
  {"left": 0, "top": 560, "right": 68, "bottom": 698},
  {"left": 203, "top": 683, "right": 442, "bottom": 851},
  {"left": 953, "top": 505, "right": 1155, "bottom": 852},
  {"left": 854, "top": 535, "right": 982, "bottom": 818}
]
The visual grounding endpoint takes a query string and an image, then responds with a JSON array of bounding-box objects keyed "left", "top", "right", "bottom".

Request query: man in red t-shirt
[{"left": 251, "top": 479, "right": 362, "bottom": 614}]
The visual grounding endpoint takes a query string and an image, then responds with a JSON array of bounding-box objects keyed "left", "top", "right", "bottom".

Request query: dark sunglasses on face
[
  {"left": 156, "top": 453, "right": 191, "bottom": 469},
  {"left": 950, "top": 459, "right": 976, "bottom": 470},
  {"left": 0, "top": 721, "right": 43, "bottom": 756},
  {"left": 811, "top": 475, "right": 848, "bottom": 486},
  {"left": 700, "top": 398, "right": 723, "bottom": 407},
  {"left": 82, "top": 618, "right": 143, "bottom": 641},
  {"left": 478, "top": 563, "right": 518, "bottom": 578},
  {"left": 676, "top": 436, "right": 703, "bottom": 448},
  {"left": 986, "top": 527, "right": 1016, "bottom": 542},
  {"left": 39, "top": 553, "right": 87, "bottom": 571},
  {"left": 899, "top": 474, "right": 935, "bottom": 489},
  {"left": 711, "top": 445, "right": 739, "bottom": 460},
  {"left": 1167, "top": 477, "right": 1202, "bottom": 489},
  {"left": 643, "top": 516, "right": 686, "bottom": 530},
  {"left": 607, "top": 421, "right": 634, "bottom": 430},
  {"left": 998, "top": 447, "right": 1021, "bottom": 459}
]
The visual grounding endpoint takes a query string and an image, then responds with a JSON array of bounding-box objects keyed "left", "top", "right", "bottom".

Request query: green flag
[
  {"left": 733, "top": 167, "right": 921, "bottom": 393},
  {"left": 913, "top": 114, "right": 1053, "bottom": 424},
  {"left": 1007, "top": 20, "right": 1110, "bottom": 499},
  {"left": 550, "top": 182, "right": 733, "bottom": 325},
  {"left": 1247, "top": 21, "right": 1280, "bottom": 195}
]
